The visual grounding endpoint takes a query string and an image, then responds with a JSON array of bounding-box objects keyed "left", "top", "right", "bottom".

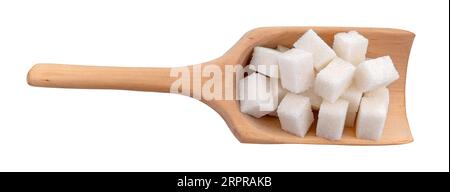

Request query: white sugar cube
[
  {"left": 293, "top": 29, "right": 336, "bottom": 71},
  {"left": 276, "top": 45, "right": 290, "bottom": 52},
  {"left": 316, "top": 99, "right": 349, "bottom": 141},
  {"left": 354, "top": 56, "right": 400, "bottom": 92},
  {"left": 340, "top": 85, "right": 363, "bottom": 127},
  {"left": 340, "top": 85, "right": 363, "bottom": 112},
  {"left": 333, "top": 31, "right": 369, "bottom": 66},
  {"left": 277, "top": 93, "right": 314, "bottom": 137},
  {"left": 301, "top": 88, "right": 322, "bottom": 110},
  {"left": 364, "top": 87, "right": 390, "bottom": 104},
  {"left": 271, "top": 79, "right": 288, "bottom": 105},
  {"left": 239, "top": 73, "right": 276, "bottom": 118},
  {"left": 268, "top": 79, "right": 288, "bottom": 117},
  {"left": 314, "top": 57, "right": 356, "bottom": 102},
  {"left": 345, "top": 111, "right": 357, "bottom": 127},
  {"left": 278, "top": 49, "right": 315, "bottom": 93},
  {"left": 356, "top": 88, "right": 390, "bottom": 141},
  {"left": 249, "top": 47, "right": 281, "bottom": 78},
  {"left": 364, "top": 87, "right": 390, "bottom": 113}
]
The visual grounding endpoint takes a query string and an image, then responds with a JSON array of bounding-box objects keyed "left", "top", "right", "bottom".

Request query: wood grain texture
[{"left": 27, "top": 27, "right": 415, "bottom": 145}]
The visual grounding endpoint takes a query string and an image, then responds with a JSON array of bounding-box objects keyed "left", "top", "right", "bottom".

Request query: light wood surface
[{"left": 27, "top": 27, "right": 415, "bottom": 145}]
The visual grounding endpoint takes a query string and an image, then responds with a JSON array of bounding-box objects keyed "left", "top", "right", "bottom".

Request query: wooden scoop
[{"left": 27, "top": 27, "right": 415, "bottom": 145}]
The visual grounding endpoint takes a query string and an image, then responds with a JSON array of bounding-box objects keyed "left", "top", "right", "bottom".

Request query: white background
[{"left": 0, "top": 0, "right": 448, "bottom": 172}]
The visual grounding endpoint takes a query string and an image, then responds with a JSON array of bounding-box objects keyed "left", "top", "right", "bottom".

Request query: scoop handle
[{"left": 27, "top": 63, "right": 182, "bottom": 93}]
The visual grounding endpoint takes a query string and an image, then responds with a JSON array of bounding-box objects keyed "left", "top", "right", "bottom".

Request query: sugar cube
[
  {"left": 249, "top": 47, "right": 281, "bottom": 78},
  {"left": 364, "top": 87, "right": 390, "bottom": 103},
  {"left": 276, "top": 45, "right": 290, "bottom": 52},
  {"left": 340, "top": 85, "right": 363, "bottom": 112},
  {"left": 301, "top": 88, "right": 322, "bottom": 110},
  {"left": 278, "top": 48, "right": 315, "bottom": 93},
  {"left": 293, "top": 29, "right": 336, "bottom": 71},
  {"left": 333, "top": 31, "right": 369, "bottom": 66},
  {"left": 271, "top": 79, "right": 288, "bottom": 104},
  {"left": 354, "top": 56, "right": 400, "bottom": 92},
  {"left": 314, "top": 57, "right": 356, "bottom": 102},
  {"left": 239, "top": 73, "right": 276, "bottom": 118},
  {"left": 268, "top": 79, "right": 288, "bottom": 117},
  {"left": 340, "top": 85, "right": 363, "bottom": 127},
  {"left": 316, "top": 99, "right": 349, "bottom": 141},
  {"left": 356, "top": 88, "right": 390, "bottom": 141},
  {"left": 277, "top": 93, "right": 314, "bottom": 137}
]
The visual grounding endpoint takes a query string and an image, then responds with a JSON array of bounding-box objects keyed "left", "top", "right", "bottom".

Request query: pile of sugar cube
[{"left": 238, "top": 29, "right": 399, "bottom": 141}]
